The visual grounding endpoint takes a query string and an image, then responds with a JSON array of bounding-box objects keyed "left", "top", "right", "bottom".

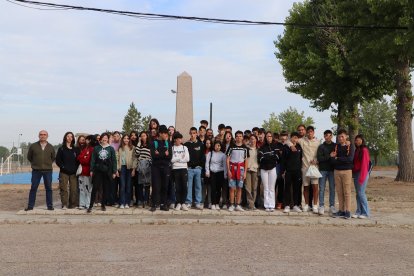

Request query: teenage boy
[
  {"left": 150, "top": 125, "right": 172, "bottom": 212},
  {"left": 299, "top": 126, "right": 320, "bottom": 213},
  {"left": 282, "top": 132, "right": 303, "bottom": 213},
  {"left": 274, "top": 135, "right": 285, "bottom": 209},
  {"left": 198, "top": 125, "right": 207, "bottom": 144},
  {"left": 226, "top": 130, "right": 249, "bottom": 212},
  {"left": 225, "top": 126, "right": 233, "bottom": 134},
  {"left": 215, "top": 124, "right": 226, "bottom": 142},
  {"left": 206, "top": 128, "right": 214, "bottom": 140},
  {"left": 331, "top": 129, "right": 354, "bottom": 219},
  {"left": 171, "top": 132, "right": 190, "bottom": 211},
  {"left": 185, "top": 127, "right": 205, "bottom": 209},
  {"left": 200, "top": 120, "right": 208, "bottom": 128},
  {"left": 110, "top": 131, "right": 122, "bottom": 206},
  {"left": 317, "top": 130, "right": 336, "bottom": 215}
]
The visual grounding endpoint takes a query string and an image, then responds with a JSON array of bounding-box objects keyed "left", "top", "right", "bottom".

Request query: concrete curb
[{"left": 0, "top": 208, "right": 412, "bottom": 229}]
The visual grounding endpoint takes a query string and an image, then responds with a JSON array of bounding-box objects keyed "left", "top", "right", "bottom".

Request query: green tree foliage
[
  {"left": 278, "top": 107, "right": 315, "bottom": 132},
  {"left": 122, "top": 102, "right": 151, "bottom": 134},
  {"left": 0, "top": 146, "right": 10, "bottom": 160},
  {"left": 262, "top": 113, "right": 282, "bottom": 133},
  {"left": 262, "top": 107, "right": 314, "bottom": 133},
  {"left": 359, "top": 99, "right": 398, "bottom": 165}
]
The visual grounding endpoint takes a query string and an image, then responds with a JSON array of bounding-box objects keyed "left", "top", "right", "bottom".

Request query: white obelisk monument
[{"left": 175, "top": 71, "right": 194, "bottom": 140}]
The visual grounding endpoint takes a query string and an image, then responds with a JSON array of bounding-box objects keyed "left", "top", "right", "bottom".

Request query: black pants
[
  {"left": 173, "top": 169, "right": 188, "bottom": 204},
  {"left": 284, "top": 170, "right": 302, "bottom": 207},
  {"left": 275, "top": 174, "right": 284, "bottom": 205},
  {"left": 211, "top": 171, "right": 225, "bottom": 205},
  {"left": 89, "top": 171, "right": 111, "bottom": 209},
  {"left": 131, "top": 174, "right": 138, "bottom": 204},
  {"left": 151, "top": 165, "right": 171, "bottom": 207},
  {"left": 106, "top": 176, "right": 119, "bottom": 205}
]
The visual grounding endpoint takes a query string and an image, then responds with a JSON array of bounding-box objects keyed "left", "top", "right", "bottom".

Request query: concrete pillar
[{"left": 175, "top": 71, "right": 194, "bottom": 140}]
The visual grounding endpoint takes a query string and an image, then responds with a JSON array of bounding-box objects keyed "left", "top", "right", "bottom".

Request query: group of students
[{"left": 25, "top": 118, "right": 371, "bottom": 219}]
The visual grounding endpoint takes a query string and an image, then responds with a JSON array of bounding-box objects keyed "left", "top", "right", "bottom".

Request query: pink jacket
[{"left": 353, "top": 147, "right": 370, "bottom": 185}]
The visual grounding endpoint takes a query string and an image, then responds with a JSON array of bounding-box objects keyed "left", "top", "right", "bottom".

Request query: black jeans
[
  {"left": 89, "top": 171, "right": 111, "bottom": 209},
  {"left": 284, "top": 170, "right": 302, "bottom": 207},
  {"left": 151, "top": 165, "right": 171, "bottom": 207},
  {"left": 210, "top": 171, "right": 225, "bottom": 205},
  {"left": 275, "top": 174, "right": 285, "bottom": 205},
  {"left": 173, "top": 169, "right": 188, "bottom": 205}
]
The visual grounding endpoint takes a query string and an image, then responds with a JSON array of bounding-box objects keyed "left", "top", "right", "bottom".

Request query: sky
[{"left": 0, "top": 0, "right": 412, "bottom": 147}]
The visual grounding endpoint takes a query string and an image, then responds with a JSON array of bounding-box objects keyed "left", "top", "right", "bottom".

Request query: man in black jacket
[{"left": 150, "top": 125, "right": 172, "bottom": 212}]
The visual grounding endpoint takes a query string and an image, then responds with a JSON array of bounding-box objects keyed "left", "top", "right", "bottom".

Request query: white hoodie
[{"left": 171, "top": 144, "right": 190, "bottom": 170}]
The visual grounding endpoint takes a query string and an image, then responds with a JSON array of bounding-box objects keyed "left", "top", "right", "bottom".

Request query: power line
[{"left": 7, "top": 0, "right": 409, "bottom": 30}]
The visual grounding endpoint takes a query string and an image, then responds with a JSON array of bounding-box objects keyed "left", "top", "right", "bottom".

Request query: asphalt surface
[{"left": 1, "top": 224, "right": 413, "bottom": 276}]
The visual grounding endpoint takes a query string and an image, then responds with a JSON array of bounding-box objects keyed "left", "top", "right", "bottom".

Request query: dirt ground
[
  {"left": 1, "top": 224, "right": 413, "bottom": 275},
  {"left": 1, "top": 174, "right": 412, "bottom": 214}
]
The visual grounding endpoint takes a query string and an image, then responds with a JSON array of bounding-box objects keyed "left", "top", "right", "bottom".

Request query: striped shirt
[
  {"left": 226, "top": 144, "right": 249, "bottom": 163},
  {"left": 134, "top": 145, "right": 151, "bottom": 161}
]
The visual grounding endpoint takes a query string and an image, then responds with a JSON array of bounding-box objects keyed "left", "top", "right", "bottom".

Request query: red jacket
[
  {"left": 353, "top": 147, "right": 370, "bottom": 185},
  {"left": 77, "top": 146, "right": 94, "bottom": 176}
]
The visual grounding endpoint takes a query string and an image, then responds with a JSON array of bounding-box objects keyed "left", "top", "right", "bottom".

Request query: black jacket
[
  {"left": 150, "top": 139, "right": 172, "bottom": 167},
  {"left": 258, "top": 142, "right": 280, "bottom": 171},
  {"left": 332, "top": 143, "right": 355, "bottom": 170},
  {"left": 185, "top": 140, "right": 205, "bottom": 169},
  {"left": 281, "top": 144, "right": 302, "bottom": 173},
  {"left": 56, "top": 145, "right": 79, "bottom": 175},
  {"left": 317, "top": 142, "right": 336, "bottom": 171}
]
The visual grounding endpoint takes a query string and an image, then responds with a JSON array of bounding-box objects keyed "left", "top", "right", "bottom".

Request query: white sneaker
[
  {"left": 312, "top": 205, "right": 318, "bottom": 214},
  {"left": 303, "top": 205, "right": 309, "bottom": 212},
  {"left": 283, "top": 206, "right": 290, "bottom": 213},
  {"left": 215, "top": 204, "right": 220, "bottom": 210},
  {"left": 119, "top": 205, "right": 125, "bottom": 209},
  {"left": 181, "top": 204, "right": 189, "bottom": 211},
  {"left": 351, "top": 214, "right": 359, "bottom": 219},
  {"left": 329, "top": 206, "right": 337, "bottom": 215},
  {"left": 169, "top": 203, "right": 175, "bottom": 209},
  {"left": 97, "top": 203, "right": 101, "bottom": 207},
  {"left": 293, "top": 206, "right": 302, "bottom": 213},
  {"left": 318, "top": 206, "right": 325, "bottom": 215},
  {"left": 270, "top": 208, "right": 275, "bottom": 212},
  {"left": 175, "top": 203, "right": 181, "bottom": 211},
  {"left": 208, "top": 203, "right": 212, "bottom": 209},
  {"left": 228, "top": 205, "right": 235, "bottom": 212},
  {"left": 195, "top": 204, "right": 203, "bottom": 210},
  {"left": 125, "top": 205, "right": 129, "bottom": 209},
  {"left": 358, "top": 215, "right": 367, "bottom": 219},
  {"left": 62, "top": 206, "right": 67, "bottom": 210},
  {"left": 211, "top": 204, "right": 216, "bottom": 210},
  {"left": 235, "top": 205, "right": 245, "bottom": 212},
  {"left": 221, "top": 204, "right": 227, "bottom": 210}
]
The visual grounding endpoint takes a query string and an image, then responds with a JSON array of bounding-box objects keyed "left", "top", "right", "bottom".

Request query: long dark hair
[
  {"left": 120, "top": 134, "right": 133, "bottom": 151},
  {"left": 148, "top": 118, "right": 160, "bottom": 131},
  {"left": 264, "top": 131, "right": 274, "bottom": 146},
  {"left": 221, "top": 131, "right": 235, "bottom": 152},
  {"left": 129, "top": 130, "right": 139, "bottom": 146},
  {"left": 139, "top": 131, "right": 151, "bottom": 148},
  {"left": 62, "top": 132, "right": 75, "bottom": 148},
  {"left": 355, "top": 134, "right": 367, "bottom": 161}
]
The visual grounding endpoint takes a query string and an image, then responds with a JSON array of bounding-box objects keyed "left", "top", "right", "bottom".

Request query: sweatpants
[
  {"left": 245, "top": 171, "right": 258, "bottom": 208},
  {"left": 210, "top": 171, "right": 225, "bottom": 205},
  {"left": 334, "top": 169, "right": 352, "bottom": 211},
  {"left": 59, "top": 172, "right": 78, "bottom": 208},
  {"left": 261, "top": 168, "right": 277, "bottom": 209},
  {"left": 78, "top": 175, "right": 92, "bottom": 208},
  {"left": 173, "top": 169, "right": 188, "bottom": 205},
  {"left": 89, "top": 171, "right": 111, "bottom": 209},
  {"left": 284, "top": 170, "right": 302, "bottom": 207},
  {"left": 151, "top": 165, "right": 171, "bottom": 207}
]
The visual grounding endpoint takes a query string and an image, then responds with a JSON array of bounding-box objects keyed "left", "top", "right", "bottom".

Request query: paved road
[{"left": 1, "top": 224, "right": 413, "bottom": 276}]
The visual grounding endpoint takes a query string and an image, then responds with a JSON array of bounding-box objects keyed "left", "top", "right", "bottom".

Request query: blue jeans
[
  {"left": 119, "top": 165, "right": 132, "bottom": 206},
  {"left": 319, "top": 170, "right": 335, "bottom": 207},
  {"left": 28, "top": 170, "right": 53, "bottom": 208},
  {"left": 353, "top": 172, "right": 370, "bottom": 217},
  {"left": 186, "top": 167, "right": 202, "bottom": 205}
]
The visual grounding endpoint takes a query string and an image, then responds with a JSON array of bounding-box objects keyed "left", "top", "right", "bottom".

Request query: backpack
[{"left": 154, "top": 140, "right": 169, "bottom": 150}]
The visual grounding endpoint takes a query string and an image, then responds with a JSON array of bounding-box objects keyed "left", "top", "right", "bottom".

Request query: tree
[
  {"left": 359, "top": 99, "right": 398, "bottom": 165},
  {"left": 0, "top": 146, "right": 10, "bottom": 161},
  {"left": 141, "top": 115, "right": 152, "bottom": 132},
  {"left": 278, "top": 106, "right": 314, "bottom": 133},
  {"left": 262, "top": 107, "right": 314, "bottom": 133},
  {"left": 275, "top": 1, "right": 392, "bottom": 142},
  {"left": 340, "top": 0, "right": 414, "bottom": 182},
  {"left": 262, "top": 112, "right": 282, "bottom": 133},
  {"left": 122, "top": 102, "right": 143, "bottom": 134}
]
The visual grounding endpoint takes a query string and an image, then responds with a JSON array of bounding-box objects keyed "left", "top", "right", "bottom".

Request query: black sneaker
[
  {"left": 333, "top": 211, "right": 344, "bottom": 218},
  {"left": 87, "top": 208, "right": 92, "bottom": 213},
  {"left": 344, "top": 211, "right": 351, "bottom": 219},
  {"left": 47, "top": 207, "right": 54, "bottom": 211},
  {"left": 161, "top": 205, "right": 169, "bottom": 211},
  {"left": 24, "top": 207, "right": 33, "bottom": 211},
  {"left": 150, "top": 206, "right": 156, "bottom": 212},
  {"left": 101, "top": 205, "right": 106, "bottom": 211}
]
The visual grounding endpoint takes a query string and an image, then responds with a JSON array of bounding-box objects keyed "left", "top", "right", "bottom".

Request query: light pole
[{"left": 17, "top": 134, "right": 22, "bottom": 171}]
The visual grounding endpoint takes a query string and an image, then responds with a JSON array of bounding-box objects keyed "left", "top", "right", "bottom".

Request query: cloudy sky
[{"left": 0, "top": 0, "right": 410, "bottom": 147}]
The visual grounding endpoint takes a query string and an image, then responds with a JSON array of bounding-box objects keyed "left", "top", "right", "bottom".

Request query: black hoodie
[
  {"left": 56, "top": 145, "right": 79, "bottom": 175},
  {"left": 258, "top": 142, "right": 280, "bottom": 171}
]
